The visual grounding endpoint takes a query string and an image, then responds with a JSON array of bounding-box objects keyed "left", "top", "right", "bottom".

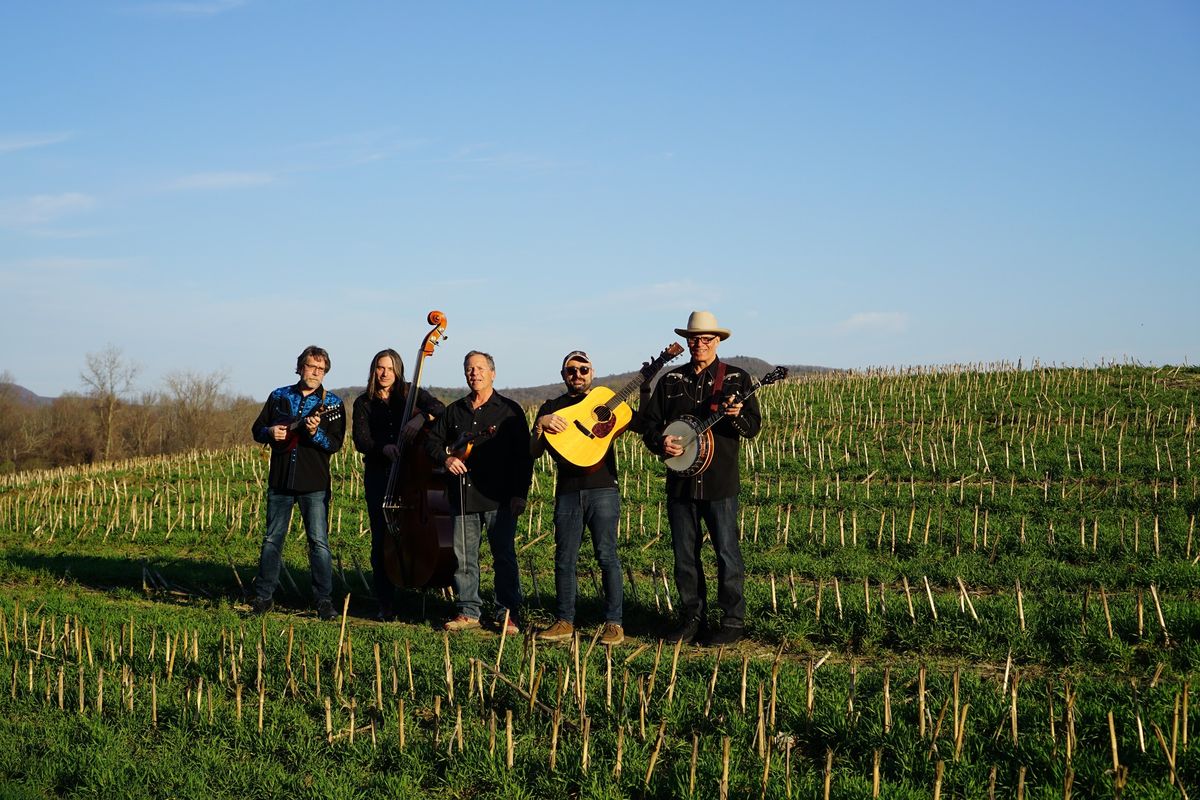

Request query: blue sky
[{"left": 2, "top": 1, "right": 1197, "bottom": 399}]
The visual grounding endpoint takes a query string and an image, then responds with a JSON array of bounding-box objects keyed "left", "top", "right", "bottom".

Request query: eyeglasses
[
  {"left": 563, "top": 366, "right": 591, "bottom": 376},
  {"left": 687, "top": 335, "right": 718, "bottom": 346}
]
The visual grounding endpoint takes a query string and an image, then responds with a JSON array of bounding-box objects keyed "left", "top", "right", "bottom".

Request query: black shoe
[
  {"left": 663, "top": 616, "right": 701, "bottom": 644},
  {"left": 705, "top": 624, "right": 744, "bottom": 647},
  {"left": 248, "top": 596, "right": 273, "bottom": 615},
  {"left": 317, "top": 599, "right": 338, "bottom": 621}
]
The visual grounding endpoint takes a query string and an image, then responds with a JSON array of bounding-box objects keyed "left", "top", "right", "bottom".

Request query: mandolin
[
  {"left": 661, "top": 366, "right": 788, "bottom": 477},
  {"left": 544, "top": 343, "right": 684, "bottom": 467},
  {"left": 274, "top": 405, "right": 344, "bottom": 452}
]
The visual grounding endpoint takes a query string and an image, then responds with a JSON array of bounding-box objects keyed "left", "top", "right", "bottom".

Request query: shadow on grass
[{"left": 0, "top": 547, "right": 688, "bottom": 642}]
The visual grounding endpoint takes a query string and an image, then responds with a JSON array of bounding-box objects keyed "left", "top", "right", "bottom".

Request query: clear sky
[{"left": 2, "top": 1, "right": 1197, "bottom": 399}]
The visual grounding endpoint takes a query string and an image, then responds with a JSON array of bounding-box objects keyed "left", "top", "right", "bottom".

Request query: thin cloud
[
  {"left": 835, "top": 311, "right": 909, "bottom": 335},
  {"left": 443, "top": 144, "right": 563, "bottom": 172},
  {"left": 10, "top": 257, "right": 130, "bottom": 273},
  {"left": 0, "top": 192, "right": 95, "bottom": 227},
  {"left": 0, "top": 133, "right": 72, "bottom": 154},
  {"left": 0, "top": 257, "right": 132, "bottom": 290},
  {"left": 125, "top": 0, "right": 247, "bottom": 17},
  {"left": 171, "top": 171, "right": 274, "bottom": 190}
]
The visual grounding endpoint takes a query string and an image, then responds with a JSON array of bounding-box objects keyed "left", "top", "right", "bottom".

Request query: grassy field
[{"left": 1, "top": 363, "right": 1197, "bottom": 798}]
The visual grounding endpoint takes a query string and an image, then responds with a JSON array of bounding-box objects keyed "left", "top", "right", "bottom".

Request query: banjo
[{"left": 661, "top": 366, "right": 788, "bottom": 477}]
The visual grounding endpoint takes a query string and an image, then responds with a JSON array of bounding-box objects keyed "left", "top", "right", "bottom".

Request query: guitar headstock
[
  {"left": 640, "top": 342, "right": 686, "bottom": 379},
  {"left": 759, "top": 366, "right": 789, "bottom": 387},
  {"left": 420, "top": 310, "right": 448, "bottom": 359}
]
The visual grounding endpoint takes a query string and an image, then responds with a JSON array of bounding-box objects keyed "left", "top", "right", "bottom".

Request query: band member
[
  {"left": 532, "top": 350, "right": 647, "bottom": 647},
  {"left": 352, "top": 349, "right": 445, "bottom": 621},
  {"left": 249, "top": 345, "right": 346, "bottom": 620},
  {"left": 640, "top": 312, "right": 762, "bottom": 645},
  {"left": 424, "top": 351, "right": 532, "bottom": 634}
]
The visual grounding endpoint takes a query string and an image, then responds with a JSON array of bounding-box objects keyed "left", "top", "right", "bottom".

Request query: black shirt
[
  {"left": 535, "top": 392, "right": 621, "bottom": 495},
  {"left": 424, "top": 391, "right": 533, "bottom": 513},
  {"left": 639, "top": 358, "right": 762, "bottom": 500},
  {"left": 352, "top": 387, "right": 445, "bottom": 473}
]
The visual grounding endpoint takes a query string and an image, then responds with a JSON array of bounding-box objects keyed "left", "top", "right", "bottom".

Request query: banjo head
[{"left": 662, "top": 417, "right": 705, "bottom": 474}]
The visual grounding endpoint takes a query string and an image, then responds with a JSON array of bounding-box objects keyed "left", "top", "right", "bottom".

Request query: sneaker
[
  {"left": 663, "top": 616, "right": 701, "bottom": 644},
  {"left": 248, "top": 596, "right": 273, "bottom": 615},
  {"left": 600, "top": 623, "right": 625, "bottom": 647},
  {"left": 443, "top": 615, "right": 481, "bottom": 632},
  {"left": 705, "top": 624, "right": 744, "bottom": 646},
  {"left": 317, "top": 599, "right": 338, "bottom": 621},
  {"left": 496, "top": 615, "right": 520, "bottom": 636},
  {"left": 538, "top": 619, "right": 575, "bottom": 642}
]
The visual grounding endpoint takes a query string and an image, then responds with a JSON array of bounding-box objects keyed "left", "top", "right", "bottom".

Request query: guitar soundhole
[{"left": 593, "top": 407, "right": 612, "bottom": 423}]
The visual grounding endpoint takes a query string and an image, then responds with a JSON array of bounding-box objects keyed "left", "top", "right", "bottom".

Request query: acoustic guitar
[
  {"left": 661, "top": 366, "right": 788, "bottom": 476},
  {"left": 544, "top": 343, "right": 684, "bottom": 467}
]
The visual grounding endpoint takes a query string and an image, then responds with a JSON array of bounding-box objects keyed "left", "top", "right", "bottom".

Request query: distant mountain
[
  {"left": 333, "top": 355, "right": 835, "bottom": 411},
  {"left": 0, "top": 382, "right": 54, "bottom": 407}
]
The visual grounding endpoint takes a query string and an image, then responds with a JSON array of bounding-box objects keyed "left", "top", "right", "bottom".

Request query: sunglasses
[
  {"left": 687, "top": 335, "right": 718, "bottom": 346},
  {"left": 563, "top": 366, "right": 591, "bottom": 376}
]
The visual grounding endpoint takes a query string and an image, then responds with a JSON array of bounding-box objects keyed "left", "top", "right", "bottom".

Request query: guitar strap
[{"left": 707, "top": 361, "right": 728, "bottom": 413}]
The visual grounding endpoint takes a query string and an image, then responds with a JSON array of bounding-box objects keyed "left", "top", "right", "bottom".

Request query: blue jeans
[
  {"left": 668, "top": 496, "right": 744, "bottom": 626},
  {"left": 451, "top": 506, "right": 521, "bottom": 622},
  {"left": 254, "top": 488, "right": 333, "bottom": 603},
  {"left": 553, "top": 488, "right": 623, "bottom": 624}
]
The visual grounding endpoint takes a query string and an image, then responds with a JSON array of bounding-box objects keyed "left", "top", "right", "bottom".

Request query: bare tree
[
  {"left": 81, "top": 345, "right": 140, "bottom": 461},
  {"left": 0, "top": 371, "right": 23, "bottom": 470},
  {"left": 164, "top": 369, "right": 230, "bottom": 451}
]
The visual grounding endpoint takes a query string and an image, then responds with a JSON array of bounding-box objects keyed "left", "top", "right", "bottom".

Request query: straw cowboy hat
[{"left": 675, "top": 310, "right": 731, "bottom": 341}]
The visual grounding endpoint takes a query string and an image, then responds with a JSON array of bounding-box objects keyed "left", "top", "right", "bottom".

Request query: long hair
[{"left": 366, "top": 349, "right": 407, "bottom": 403}]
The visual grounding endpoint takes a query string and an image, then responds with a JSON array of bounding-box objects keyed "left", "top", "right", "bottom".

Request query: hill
[{"left": 0, "top": 382, "right": 53, "bottom": 407}]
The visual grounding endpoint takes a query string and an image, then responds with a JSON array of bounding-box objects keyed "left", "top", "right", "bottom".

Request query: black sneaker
[
  {"left": 663, "top": 616, "right": 701, "bottom": 644},
  {"left": 248, "top": 596, "right": 273, "bottom": 615},
  {"left": 705, "top": 624, "right": 744, "bottom": 647},
  {"left": 317, "top": 599, "right": 338, "bottom": 621}
]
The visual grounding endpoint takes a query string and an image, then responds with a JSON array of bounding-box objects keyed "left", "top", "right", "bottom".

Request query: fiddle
[{"left": 445, "top": 425, "right": 496, "bottom": 463}]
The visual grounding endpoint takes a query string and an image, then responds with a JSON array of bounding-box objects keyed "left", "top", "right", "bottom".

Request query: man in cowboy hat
[{"left": 640, "top": 311, "right": 762, "bottom": 645}]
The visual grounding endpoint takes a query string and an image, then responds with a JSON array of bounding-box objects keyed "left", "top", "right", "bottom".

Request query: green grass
[{"left": 0, "top": 363, "right": 1197, "bottom": 798}]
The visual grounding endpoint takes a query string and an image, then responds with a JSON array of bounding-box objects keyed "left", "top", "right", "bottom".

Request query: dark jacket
[
  {"left": 639, "top": 358, "right": 761, "bottom": 500},
  {"left": 252, "top": 383, "right": 345, "bottom": 493},
  {"left": 424, "top": 391, "right": 533, "bottom": 513},
  {"left": 352, "top": 386, "right": 445, "bottom": 473}
]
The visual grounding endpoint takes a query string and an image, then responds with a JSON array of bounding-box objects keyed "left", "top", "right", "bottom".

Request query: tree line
[{"left": 0, "top": 345, "right": 258, "bottom": 473}]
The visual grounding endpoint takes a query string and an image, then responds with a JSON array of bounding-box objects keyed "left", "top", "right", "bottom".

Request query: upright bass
[{"left": 381, "top": 311, "right": 457, "bottom": 588}]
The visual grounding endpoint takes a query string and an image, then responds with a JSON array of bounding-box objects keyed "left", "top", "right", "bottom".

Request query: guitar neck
[
  {"left": 604, "top": 347, "right": 682, "bottom": 410},
  {"left": 606, "top": 372, "right": 652, "bottom": 409}
]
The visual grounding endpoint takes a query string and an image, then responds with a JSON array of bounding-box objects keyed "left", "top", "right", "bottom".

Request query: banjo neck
[{"left": 691, "top": 366, "right": 785, "bottom": 434}]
